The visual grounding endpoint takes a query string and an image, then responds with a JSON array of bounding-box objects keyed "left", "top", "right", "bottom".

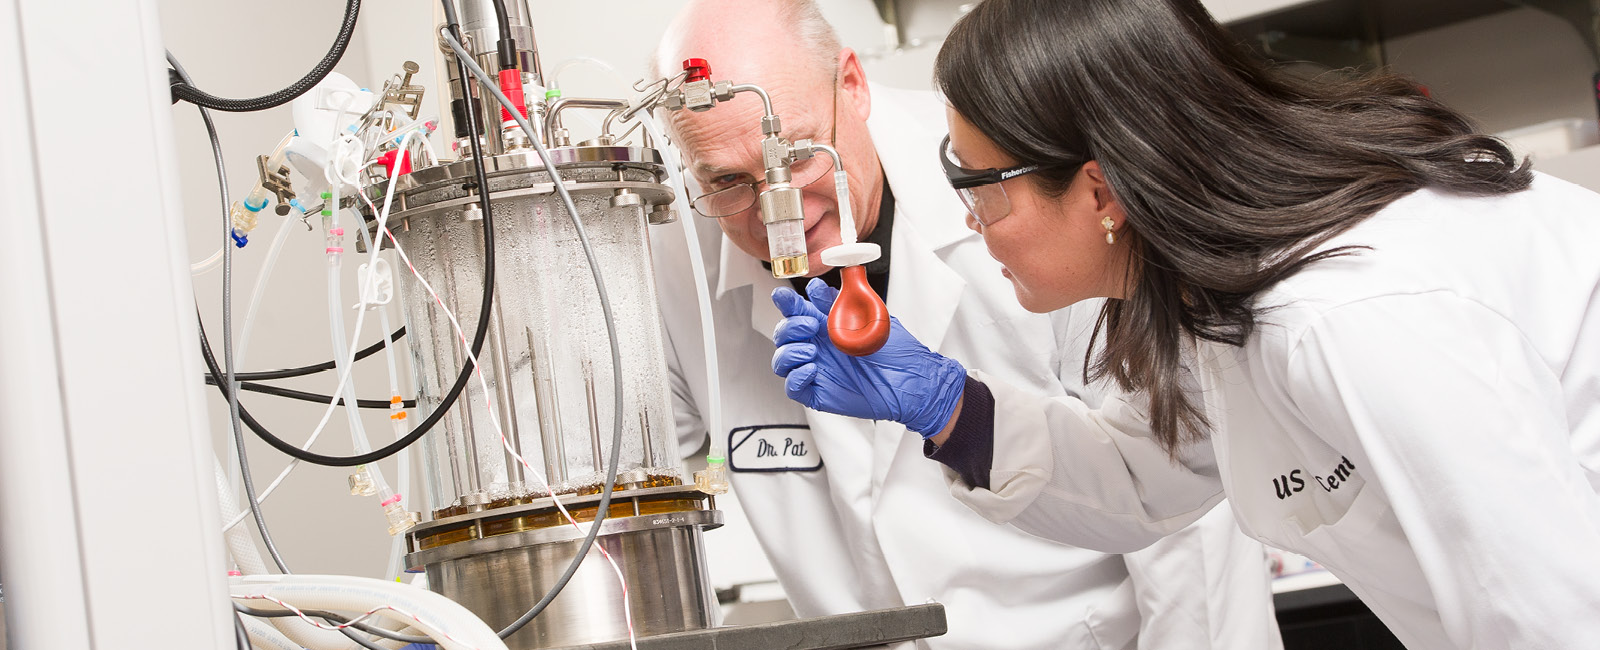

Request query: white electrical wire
[
  {"left": 226, "top": 204, "right": 304, "bottom": 500},
  {"left": 353, "top": 208, "right": 415, "bottom": 580},
  {"left": 550, "top": 56, "right": 632, "bottom": 92},
  {"left": 192, "top": 247, "right": 225, "bottom": 275},
  {"left": 639, "top": 116, "right": 727, "bottom": 472},
  {"left": 355, "top": 188, "right": 637, "bottom": 649},
  {"left": 443, "top": 25, "right": 638, "bottom": 645},
  {"left": 236, "top": 595, "right": 481, "bottom": 650},
  {"left": 222, "top": 130, "right": 419, "bottom": 534},
  {"left": 242, "top": 615, "right": 305, "bottom": 650},
  {"left": 231, "top": 572, "right": 504, "bottom": 650},
  {"left": 235, "top": 208, "right": 300, "bottom": 370},
  {"left": 326, "top": 226, "right": 393, "bottom": 497},
  {"left": 192, "top": 130, "right": 296, "bottom": 277},
  {"left": 216, "top": 455, "right": 270, "bottom": 575},
  {"left": 323, "top": 149, "right": 394, "bottom": 505},
  {"left": 327, "top": 128, "right": 427, "bottom": 519}
]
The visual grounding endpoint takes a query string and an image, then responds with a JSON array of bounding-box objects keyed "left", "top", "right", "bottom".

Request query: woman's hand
[{"left": 771, "top": 279, "right": 967, "bottom": 438}]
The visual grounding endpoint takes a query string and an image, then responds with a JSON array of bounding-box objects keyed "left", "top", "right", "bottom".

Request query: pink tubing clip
[
  {"left": 380, "top": 494, "right": 402, "bottom": 507},
  {"left": 326, "top": 247, "right": 344, "bottom": 254}
]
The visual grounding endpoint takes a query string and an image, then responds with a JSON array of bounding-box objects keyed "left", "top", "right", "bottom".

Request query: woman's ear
[{"left": 1081, "top": 160, "right": 1119, "bottom": 215}]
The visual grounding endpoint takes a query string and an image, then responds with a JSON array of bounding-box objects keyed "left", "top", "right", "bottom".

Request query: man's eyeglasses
[
  {"left": 690, "top": 76, "right": 841, "bottom": 219},
  {"left": 690, "top": 154, "right": 837, "bottom": 218},
  {"left": 940, "top": 134, "right": 1043, "bottom": 227}
]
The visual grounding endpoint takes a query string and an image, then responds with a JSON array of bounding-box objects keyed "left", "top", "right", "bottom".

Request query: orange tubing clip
[{"left": 828, "top": 265, "right": 891, "bottom": 356}]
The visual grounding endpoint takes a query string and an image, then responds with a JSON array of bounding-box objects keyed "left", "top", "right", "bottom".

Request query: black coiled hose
[{"left": 169, "top": 0, "right": 360, "bottom": 112}]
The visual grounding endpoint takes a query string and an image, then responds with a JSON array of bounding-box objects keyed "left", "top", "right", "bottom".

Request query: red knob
[
  {"left": 376, "top": 149, "right": 412, "bottom": 177},
  {"left": 828, "top": 265, "right": 891, "bottom": 356},
  {"left": 683, "top": 57, "right": 712, "bottom": 83}
]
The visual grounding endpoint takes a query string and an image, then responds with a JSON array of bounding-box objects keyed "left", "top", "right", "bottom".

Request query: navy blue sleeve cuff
[{"left": 923, "top": 375, "right": 995, "bottom": 490}]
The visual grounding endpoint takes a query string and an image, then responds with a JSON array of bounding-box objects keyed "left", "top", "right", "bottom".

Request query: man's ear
[{"left": 837, "top": 48, "right": 871, "bottom": 122}]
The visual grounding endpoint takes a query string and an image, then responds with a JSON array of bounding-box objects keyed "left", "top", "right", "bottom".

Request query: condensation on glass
[{"left": 381, "top": 152, "right": 681, "bottom": 520}]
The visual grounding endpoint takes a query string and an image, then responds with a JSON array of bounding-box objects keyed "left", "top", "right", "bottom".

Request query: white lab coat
[
  {"left": 650, "top": 83, "right": 1280, "bottom": 649},
  {"left": 951, "top": 172, "right": 1600, "bottom": 649}
]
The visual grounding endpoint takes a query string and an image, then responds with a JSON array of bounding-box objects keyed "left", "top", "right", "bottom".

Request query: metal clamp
[
  {"left": 256, "top": 155, "right": 295, "bottom": 216},
  {"left": 381, "top": 61, "right": 427, "bottom": 121}
]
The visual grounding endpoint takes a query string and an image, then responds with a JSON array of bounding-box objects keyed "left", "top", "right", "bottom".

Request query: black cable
[
  {"left": 229, "top": 327, "right": 405, "bottom": 381},
  {"left": 196, "top": 16, "right": 499, "bottom": 470},
  {"left": 442, "top": 24, "right": 630, "bottom": 641},
  {"left": 197, "top": 271, "right": 486, "bottom": 467},
  {"left": 233, "top": 600, "right": 393, "bottom": 650},
  {"left": 169, "top": 0, "right": 360, "bottom": 112},
  {"left": 341, "top": 629, "right": 389, "bottom": 650},
  {"left": 234, "top": 610, "right": 250, "bottom": 650},
  {"left": 201, "top": 377, "right": 417, "bottom": 409},
  {"left": 235, "top": 604, "right": 435, "bottom": 646},
  {"left": 168, "top": 49, "right": 293, "bottom": 575},
  {"left": 490, "top": 0, "right": 517, "bottom": 69}
]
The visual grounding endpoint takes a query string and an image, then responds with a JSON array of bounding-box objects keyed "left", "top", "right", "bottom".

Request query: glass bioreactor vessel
[{"left": 358, "top": 1, "right": 721, "bottom": 646}]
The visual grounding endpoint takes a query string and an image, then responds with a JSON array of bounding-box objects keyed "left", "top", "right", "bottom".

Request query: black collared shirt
[{"left": 773, "top": 174, "right": 895, "bottom": 301}]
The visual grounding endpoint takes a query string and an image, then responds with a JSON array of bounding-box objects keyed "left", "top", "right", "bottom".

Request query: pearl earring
[{"left": 1102, "top": 216, "right": 1116, "bottom": 245}]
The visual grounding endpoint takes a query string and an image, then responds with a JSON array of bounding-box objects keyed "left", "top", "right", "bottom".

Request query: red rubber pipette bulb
[{"left": 828, "top": 265, "right": 891, "bottom": 356}]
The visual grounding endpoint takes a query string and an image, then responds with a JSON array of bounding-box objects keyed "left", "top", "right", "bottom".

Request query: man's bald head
[
  {"left": 651, "top": 0, "right": 883, "bottom": 277},
  {"left": 653, "top": 0, "right": 840, "bottom": 84}
]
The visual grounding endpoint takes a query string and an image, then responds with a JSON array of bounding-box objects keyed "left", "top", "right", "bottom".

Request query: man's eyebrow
[{"left": 693, "top": 162, "right": 740, "bottom": 178}]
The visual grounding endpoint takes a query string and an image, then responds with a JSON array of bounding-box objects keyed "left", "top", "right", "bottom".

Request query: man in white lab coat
[{"left": 648, "top": 1, "right": 1282, "bottom": 647}]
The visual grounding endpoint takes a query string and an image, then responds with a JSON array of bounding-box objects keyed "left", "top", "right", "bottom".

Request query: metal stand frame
[{"left": 0, "top": 0, "right": 236, "bottom": 647}]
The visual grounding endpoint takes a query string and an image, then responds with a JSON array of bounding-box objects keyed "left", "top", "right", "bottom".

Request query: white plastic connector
[
  {"left": 355, "top": 258, "right": 394, "bottom": 309},
  {"left": 382, "top": 497, "right": 419, "bottom": 535},
  {"left": 231, "top": 201, "right": 260, "bottom": 235},
  {"left": 817, "top": 166, "right": 881, "bottom": 267},
  {"left": 316, "top": 86, "right": 375, "bottom": 114},
  {"left": 820, "top": 242, "right": 881, "bottom": 267},
  {"left": 288, "top": 73, "right": 374, "bottom": 198},
  {"left": 694, "top": 458, "right": 730, "bottom": 495},
  {"left": 349, "top": 468, "right": 377, "bottom": 497}
]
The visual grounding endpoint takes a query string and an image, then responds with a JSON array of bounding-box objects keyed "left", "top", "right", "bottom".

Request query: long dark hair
[{"left": 935, "top": 0, "right": 1531, "bottom": 454}]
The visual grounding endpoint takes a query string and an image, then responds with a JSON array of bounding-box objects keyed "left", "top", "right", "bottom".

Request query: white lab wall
[
  {"left": 161, "top": 0, "right": 407, "bottom": 581},
  {"left": 859, "top": 3, "right": 1600, "bottom": 189},
  {"left": 1387, "top": 8, "right": 1594, "bottom": 134},
  {"left": 1385, "top": 7, "right": 1600, "bottom": 189}
]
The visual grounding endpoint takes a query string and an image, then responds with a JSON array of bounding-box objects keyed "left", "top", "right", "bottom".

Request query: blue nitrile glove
[{"left": 770, "top": 278, "right": 968, "bottom": 438}]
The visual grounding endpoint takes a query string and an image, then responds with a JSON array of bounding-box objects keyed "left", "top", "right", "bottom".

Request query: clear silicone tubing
[{"left": 642, "top": 116, "right": 727, "bottom": 482}]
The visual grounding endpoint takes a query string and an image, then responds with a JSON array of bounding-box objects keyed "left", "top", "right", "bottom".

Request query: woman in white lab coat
[{"left": 769, "top": 0, "right": 1600, "bottom": 647}]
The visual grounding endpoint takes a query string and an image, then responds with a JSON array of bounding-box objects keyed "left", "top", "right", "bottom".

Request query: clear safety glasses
[
  {"left": 689, "top": 154, "right": 837, "bottom": 218},
  {"left": 940, "top": 134, "right": 1043, "bottom": 227}
]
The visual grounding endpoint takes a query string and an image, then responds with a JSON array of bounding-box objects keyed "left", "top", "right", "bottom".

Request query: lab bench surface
[{"left": 1275, "top": 576, "right": 1405, "bottom": 650}]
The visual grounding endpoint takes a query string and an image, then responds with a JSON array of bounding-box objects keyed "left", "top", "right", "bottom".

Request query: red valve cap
[
  {"left": 683, "top": 57, "right": 712, "bottom": 83},
  {"left": 376, "top": 149, "right": 412, "bottom": 177}
]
